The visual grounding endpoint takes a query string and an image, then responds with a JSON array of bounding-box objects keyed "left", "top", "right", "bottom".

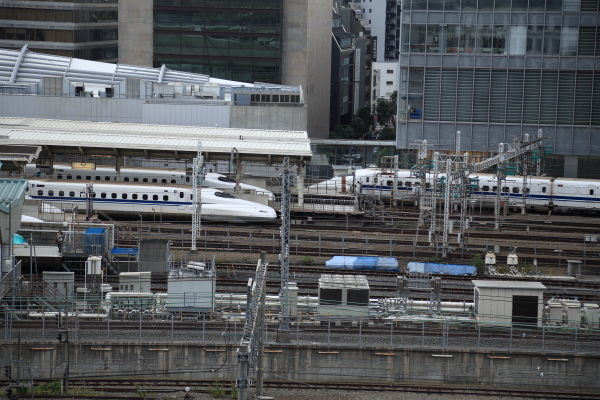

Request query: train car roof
[{"left": 28, "top": 178, "right": 194, "bottom": 191}]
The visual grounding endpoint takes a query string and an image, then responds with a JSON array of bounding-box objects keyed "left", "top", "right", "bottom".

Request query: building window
[
  {"left": 387, "top": 70, "right": 394, "bottom": 74},
  {"left": 386, "top": 81, "right": 393, "bottom": 85}
]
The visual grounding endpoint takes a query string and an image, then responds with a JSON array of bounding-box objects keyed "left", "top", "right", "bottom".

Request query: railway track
[{"left": 16, "top": 378, "right": 600, "bottom": 399}]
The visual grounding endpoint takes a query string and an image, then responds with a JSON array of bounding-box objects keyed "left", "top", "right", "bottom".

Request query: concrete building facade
[
  {"left": 0, "top": 0, "right": 118, "bottom": 61},
  {"left": 397, "top": 0, "right": 600, "bottom": 178},
  {"left": 373, "top": 61, "right": 398, "bottom": 100},
  {"left": 353, "top": 0, "right": 401, "bottom": 61}
]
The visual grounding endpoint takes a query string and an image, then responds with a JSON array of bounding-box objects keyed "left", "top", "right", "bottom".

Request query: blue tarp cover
[
  {"left": 326, "top": 256, "right": 399, "bottom": 271},
  {"left": 407, "top": 262, "right": 477, "bottom": 276},
  {"left": 85, "top": 228, "right": 106, "bottom": 235},
  {"left": 110, "top": 247, "right": 138, "bottom": 256}
]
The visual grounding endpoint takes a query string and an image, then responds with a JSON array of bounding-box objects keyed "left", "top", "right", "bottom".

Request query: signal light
[{"left": 4, "top": 364, "right": 12, "bottom": 379}]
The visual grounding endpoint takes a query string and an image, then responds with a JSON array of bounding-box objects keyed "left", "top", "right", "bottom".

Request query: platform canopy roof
[
  {"left": 0, "top": 179, "right": 27, "bottom": 213},
  {"left": 0, "top": 118, "right": 311, "bottom": 164}
]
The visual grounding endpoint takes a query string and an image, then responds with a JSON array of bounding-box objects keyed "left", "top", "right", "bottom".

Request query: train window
[
  {"left": 69, "top": 191, "right": 75, "bottom": 197},
  {"left": 143, "top": 178, "right": 148, "bottom": 182},
  {"left": 92, "top": 192, "right": 96, "bottom": 198},
  {"left": 67, "top": 175, "right": 72, "bottom": 179},
  {"left": 374, "top": 178, "right": 378, "bottom": 184},
  {"left": 111, "top": 193, "right": 117, "bottom": 199},
  {"left": 37, "top": 190, "right": 43, "bottom": 195},
  {"left": 386, "top": 180, "right": 393, "bottom": 186},
  {"left": 215, "top": 191, "right": 235, "bottom": 198},
  {"left": 366, "top": 177, "right": 370, "bottom": 183},
  {"left": 130, "top": 285, "right": 134, "bottom": 291},
  {"left": 397, "top": 181, "right": 403, "bottom": 186},
  {"left": 132, "top": 194, "right": 138, "bottom": 200},
  {"left": 59, "top": 191, "right": 64, "bottom": 196},
  {"left": 48, "top": 190, "right": 54, "bottom": 196},
  {"left": 94, "top": 176, "right": 99, "bottom": 180},
  {"left": 171, "top": 179, "right": 176, "bottom": 184},
  {"left": 86, "top": 176, "right": 91, "bottom": 180},
  {"left": 542, "top": 187, "right": 547, "bottom": 193},
  {"left": 492, "top": 186, "right": 498, "bottom": 192},
  {"left": 502, "top": 187, "right": 509, "bottom": 193},
  {"left": 591, "top": 189, "right": 595, "bottom": 195},
  {"left": 186, "top": 176, "right": 190, "bottom": 183},
  {"left": 57, "top": 174, "right": 62, "bottom": 179},
  {"left": 161, "top": 179, "right": 167, "bottom": 183},
  {"left": 163, "top": 195, "right": 169, "bottom": 201},
  {"left": 134, "top": 178, "right": 139, "bottom": 182},
  {"left": 482, "top": 186, "right": 489, "bottom": 191},
  {"left": 105, "top": 176, "right": 110, "bottom": 181},
  {"left": 76, "top": 175, "right": 82, "bottom": 180},
  {"left": 426, "top": 183, "right": 431, "bottom": 188},
  {"left": 512, "top": 187, "right": 519, "bottom": 194},
  {"left": 405, "top": 182, "right": 412, "bottom": 188},
  {"left": 190, "top": 194, "right": 193, "bottom": 200},
  {"left": 122, "top": 193, "right": 127, "bottom": 199},
  {"left": 526, "top": 188, "right": 530, "bottom": 193},
  {"left": 152, "top": 195, "right": 158, "bottom": 200},
  {"left": 143, "top": 194, "right": 148, "bottom": 200},
  {"left": 101, "top": 193, "right": 106, "bottom": 198},
  {"left": 124, "top": 177, "right": 129, "bottom": 182},
  {"left": 218, "top": 176, "right": 236, "bottom": 183},
  {"left": 152, "top": 179, "right": 158, "bottom": 183},
  {"left": 179, "top": 192, "right": 184, "bottom": 198}
]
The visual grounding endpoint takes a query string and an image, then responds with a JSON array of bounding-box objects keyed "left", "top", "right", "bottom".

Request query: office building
[
  {"left": 353, "top": 0, "right": 401, "bottom": 61},
  {"left": 120, "top": 0, "right": 331, "bottom": 138},
  {"left": 397, "top": 0, "right": 600, "bottom": 178},
  {"left": 331, "top": 5, "right": 373, "bottom": 131},
  {"left": 0, "top": 0, "right": 118, "bottom": 61}
]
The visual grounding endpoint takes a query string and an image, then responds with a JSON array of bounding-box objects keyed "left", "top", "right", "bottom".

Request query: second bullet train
[
  {"left": 308, "top": 167, "right": 600, "bottom": 212},
  {"left": 27, "top": 179, "right": 278, "bottom": 222},
  {"left": 25, "top": 163, "right": 275, "bottom": 200}
]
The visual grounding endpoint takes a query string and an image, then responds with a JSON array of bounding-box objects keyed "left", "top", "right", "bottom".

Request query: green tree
[
  {"left": 350, "top": 116, "right": 369, "bottom": 135},
  {"left": 378, "top": 126, "right": 396, "bottom": 140},
  {"left": 376, "top": 98, "right": 396, "bottom": 126},
  {"left": 356, "top": 105, "right": 375, "bottom": 129},
  {"left": 330, "top": 124, "right": 355, "bottom": 139}
]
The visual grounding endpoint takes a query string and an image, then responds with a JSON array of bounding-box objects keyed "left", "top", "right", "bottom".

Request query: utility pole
[
  {"left": 57, "top": 330, "right": 69, "bottom": 393},
  {"left": 277, "top": 157, "right": 291, "bottom": 343},
  {"left": 191, "top": 142, "right": 205, "bottom": 252}
]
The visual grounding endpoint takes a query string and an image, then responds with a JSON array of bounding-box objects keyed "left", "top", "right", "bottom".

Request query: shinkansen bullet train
[
  {"left": 308, "top": 168, "right": 600, "bottom": 212},
  {"left": 26, "top": 179, "right": 278, "bottom": 222},
  {"left": 25, "top": 163, "right": 274, "bottom": 200}
]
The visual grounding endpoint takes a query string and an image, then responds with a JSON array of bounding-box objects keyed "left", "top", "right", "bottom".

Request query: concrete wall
[
  {"left": 1, "top": 342, "right": 598, "bottom": 389},
  {"left": 282, "top": 0, "right": 331, "bottom": 138},
  {"left": 118, "top": 0, "right": 154, "bottom": 67},
  {"left": 230, "top": 104, "right": 307, "bottom": 132}
]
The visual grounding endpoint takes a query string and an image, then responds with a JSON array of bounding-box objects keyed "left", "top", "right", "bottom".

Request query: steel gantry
[
  {"left": 418, "top": 133, "right": 544, "bottom": 258},
  {"left": 277, "top": 156, "right": 291, "bottom": 343},
  {"left": 191, "top": 142, "right": 205, "bottom": 252},
  {"left": 236, "top": 252, "right": 268, "bottom": 400}
]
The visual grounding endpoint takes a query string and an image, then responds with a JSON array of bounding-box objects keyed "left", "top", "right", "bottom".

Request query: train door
[
  {"left": 589, "top": 186, "right": 598, "bottom": 209},
  {"left": 177, "top": 191, "right": 187, "bottom": 210}
]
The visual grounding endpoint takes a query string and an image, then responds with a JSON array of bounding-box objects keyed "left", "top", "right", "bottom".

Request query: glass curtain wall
[{"left": 153, "top": 0, "right": 283, "bottom": 83}]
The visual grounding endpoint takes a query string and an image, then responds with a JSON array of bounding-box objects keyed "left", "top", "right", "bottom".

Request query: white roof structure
[
  {"left": 0, "top": 117, "right": 311, "bottom": 163},
  {"left": 0, "top": 46, "right": 301, "bottom": 94},
  {"left": 472, "top": 280, "right": 546, "bottom": 290}
]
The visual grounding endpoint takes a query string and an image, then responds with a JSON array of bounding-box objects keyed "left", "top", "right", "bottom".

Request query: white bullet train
[
  {"left": 308, "top": 168, "right": 600, "bottom": 212},
  {"left": 25, "top": 163, "right": 274, "bottom": 200},
  {"left": 26, "top": 178, "right": 278, "bottom": 222}
]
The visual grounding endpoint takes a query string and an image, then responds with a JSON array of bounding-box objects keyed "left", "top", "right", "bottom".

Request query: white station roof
[
  {"left": 0, "top": 46, "right": 301, "bottom": 94},
  {"left": 0, "top": 118, "right": 312, "bottom": 163}
]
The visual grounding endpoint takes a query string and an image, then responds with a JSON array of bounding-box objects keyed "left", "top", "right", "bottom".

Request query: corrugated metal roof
[
  {"left": 472, "top": 280, "right": 546, "bottom": 290},
  {"left": 0, "top": 47, "right": 299, "bottom": 92},
  {"left": 0, "top": 117, "right": 309, "bottom": 142},
  {"left": 0, "top": 179, "right": 27, "bottom": 213}
]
